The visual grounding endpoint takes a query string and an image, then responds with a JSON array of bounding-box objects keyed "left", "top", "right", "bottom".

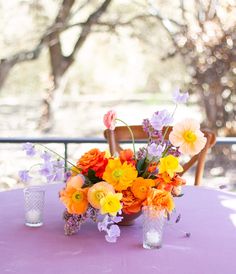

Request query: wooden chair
[{"left": 104, "top": 125, "right": 216, "bottom": 186}]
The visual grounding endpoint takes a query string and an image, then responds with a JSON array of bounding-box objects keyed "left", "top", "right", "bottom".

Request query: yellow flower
[
  {"left": 87, "top": 181, "right": 114, "bottom": 209},
  {"left": 100, "top": 192, "right": 123, "bottom": 216},
  {"left": 70, "top": 166, "right": 81, "bottom": 176},
  {"left": 102, "top": 158, "right": 138, "bottom": 191},
  {"left": 169, "top": 119, "right": 207, "bottom": 156},
  {"left": 159, "top": 155, "right": 183, "bottom": 178}
]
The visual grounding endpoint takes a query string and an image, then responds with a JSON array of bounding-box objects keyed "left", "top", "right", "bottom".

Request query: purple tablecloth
[{"left": 0, "top": 184, "right": 236, "bottom": 274}]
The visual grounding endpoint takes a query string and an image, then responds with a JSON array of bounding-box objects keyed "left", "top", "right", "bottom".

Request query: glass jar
[
  {"left": 142, "top": 206, "right": 165, "bottom": 249},
  {"left": 24, "top": 187, "right": 45, "bottom": 227}
]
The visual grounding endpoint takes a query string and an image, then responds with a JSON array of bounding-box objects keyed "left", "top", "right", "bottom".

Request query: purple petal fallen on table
[
  {"left": 219, "top": 185, "right": 227, "bottom": 189},
  {"left": 175, "top": 214, "right": 181, "bottom": 223},
  {"left": 167, "top": 212, "right": 170, "bottom": 221},
  {"left": 185, "top": 232, "right": 191, "bottom": 238}
]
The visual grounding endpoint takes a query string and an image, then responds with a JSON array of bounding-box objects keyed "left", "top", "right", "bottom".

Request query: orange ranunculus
[
  {"left": 121, "top": 188, "right": 143, "bottom": 214},
  {"left": 171, "top": 174, "right": 186, "bottom": 187},
  {"left": 77, "top": 148, "right": 108, "bottom": 178},
  {"left": 119, "top": 149, "right": 136, "bottom": 166},
  {"left": 148, "top": 162, "right": 158, "bottom": 173},
  {"left": 131, "top": 177, "right": 155, "bottom": 200},
  {"left": 155, "top": 173, "right": 186, "bottom": 193},
  {"left": 60, "top": 175, "right": 88, "bottom": 214},
  {"left": 144, "top": 188, "right": 175, "bottom": 213}
]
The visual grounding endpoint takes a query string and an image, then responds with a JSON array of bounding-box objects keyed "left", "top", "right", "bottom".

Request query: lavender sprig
[{"left": 63, "top": 210, "right": 86, "bottom": 236}]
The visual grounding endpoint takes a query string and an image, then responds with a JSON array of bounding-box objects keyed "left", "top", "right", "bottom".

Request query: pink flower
[{"left": 103, "top": 110, "right": 117, "bottom": 130}]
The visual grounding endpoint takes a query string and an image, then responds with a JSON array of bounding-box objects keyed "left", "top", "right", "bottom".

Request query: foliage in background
[{"left": 0, "top": 0, "right": 235, "bottom": 136}]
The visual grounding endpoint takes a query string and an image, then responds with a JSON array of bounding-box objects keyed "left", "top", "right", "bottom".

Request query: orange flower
[
  {"left": 87, "top": 181, "right": 114, "bottom": 209},
  {"left": 77, "top": 148, "right": 108, "bottom": 178},
  {"left": 148, "top": 162, "right": 158, "bottom": 173},
  {"left": 155, "top": 173, "right": 186, "bottom": 193},
  {"left": 60, "top": 175, "right": 89, "bottom": 214},
  {"left": 119, "top": 149, "right": 136, "bottom": 166},
  {"left": 144, "top": 188, "right": 175, "bottom": 213},
  {"left": 131, "top": 177, "right": 155, "bottom": 200},
  {"left": 121, "top": 188, "right": 143, "bottom": 214}
]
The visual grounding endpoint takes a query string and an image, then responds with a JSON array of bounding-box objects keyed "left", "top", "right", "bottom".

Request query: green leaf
[
  {"left": 136, "top": 158, "right": 146, "bottom": 176},
  {"left": 87, "top": 169, "right": 101, "bottom": 184}
]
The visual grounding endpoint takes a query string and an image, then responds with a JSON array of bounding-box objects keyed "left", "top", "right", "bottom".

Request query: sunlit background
[{"left": 0, "top": 0, "right": 235, "bottom": 190}]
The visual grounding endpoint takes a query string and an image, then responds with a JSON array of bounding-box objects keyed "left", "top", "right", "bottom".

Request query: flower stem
[
  {"left": 37, "top": 144, "right": 79, "bottom": 172},
  {"left": 116, "top": 118, "right": 137, "bottom": 160},
  {"left": 162, "top": 103, "right": 178, "bottom": 142}
]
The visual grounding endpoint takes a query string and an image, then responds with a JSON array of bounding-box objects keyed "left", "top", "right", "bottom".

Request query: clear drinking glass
[
  {"left": 24, "top": 187, "right": 45, "bottom": 227},
  {"left": 142, "top": 206, "right": 165, "bottom": 249}
]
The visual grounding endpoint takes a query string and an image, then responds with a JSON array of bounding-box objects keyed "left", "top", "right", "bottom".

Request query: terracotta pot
[{"left": 119, "top": 211, "right": 142, "bottom": 226}]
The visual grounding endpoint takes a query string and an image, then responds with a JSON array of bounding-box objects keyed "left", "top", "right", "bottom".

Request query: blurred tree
[
  {"left": 142, "top": 0, "right": 236, "bottom": 136},
  {"left": 0, "top": 0, "right": 235, "bottom": 135},
  {"left": 0, "top": 0, "right": 113, "bottom": 130}
]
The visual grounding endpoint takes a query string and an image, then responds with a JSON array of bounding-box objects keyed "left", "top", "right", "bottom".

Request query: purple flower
[
  {"left": 147, "top": 143, "right": 165, "bottom": 158},
  {"left": 40, "top": 151, "right": 51, "bottom": 162},
  {"left": 111, "top": 215, "right": 123, "bottom": 223},
  {"left": 142, "top": 118, "right": 151, "bottom": 133},
  {"left": 98, "top": 214, "right": 122, "bottom": 243},
  {"left": 63, "top": 211, "right": 85, "bottom": 236},
  {"left": 137, "top": 147, "right": 147, "bottom": 160},
  {"left": 105, "top": 225, "right": 120, "bottom": 243},
  {"left": 52, "top": 159, "right": 64, "bottom": 168},
  {"left": 53, "top": 168, "right": 65, "bottom": 182},
  {"left": 150, "top": 110, "right": 173, "bottom": 130},
  {"left": 64, "top": 171, "right": 72, "bottom": 181},
  {"left": 18, "top": 170, "right": 31, "bottom": 183},
  {"left": 97, "top": 215, "right": 112, "bottom": 232},
  {"left": 39, "top": 161, "right": 54, "bottom": 177},
  {"left": 173, "top": 89, "right": 189, "bottom": 104},
  {"left": 22, "top": 143, "right": 36, "bottom": 157}
]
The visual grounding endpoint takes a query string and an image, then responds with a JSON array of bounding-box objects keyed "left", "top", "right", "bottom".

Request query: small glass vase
[
  {"left": 142, "top": 206, "right": 166, "bottom": 249},
  {"left": 24, "top": 186, "right": 45, "bottom": 227}
]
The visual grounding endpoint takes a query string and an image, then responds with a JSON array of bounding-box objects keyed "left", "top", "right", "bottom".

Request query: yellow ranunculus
[
  {"left": 102, "top": 158, "right": 138, "bottom": 191},
  {"left": 100, "top": 192, "right": 123, "bottom": 216},
  {"left": 158, "top": 155, "right": 183, "bottom": 178}
]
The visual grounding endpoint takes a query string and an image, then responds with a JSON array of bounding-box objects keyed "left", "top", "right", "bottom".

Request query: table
[{"left": 0, "top": 184, "right": 236, "bottom": 274}]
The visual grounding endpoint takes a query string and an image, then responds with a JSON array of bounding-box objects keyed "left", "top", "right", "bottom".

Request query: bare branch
[
  {"left": 67, "top": 14, "right": 153, "bottom": 30},
  {"left": 206, "top": 0, "right": 217, "bottom": 20},
  {"left": 180, "top": 0, "right": 186, "bottom": 22},
  {"left": 69, "top": 0, "right": 93, "bottom": 21},
  {"left": 69, "top": 0, "right": 112, "bottom": 60}
]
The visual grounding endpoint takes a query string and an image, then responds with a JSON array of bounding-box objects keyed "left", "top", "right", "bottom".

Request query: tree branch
[
  {"left": 47, "top": 0, "right": 75, "bottom": 82},
  {"left": 68, "top": 0, "right": 113, "bottom": 60}
]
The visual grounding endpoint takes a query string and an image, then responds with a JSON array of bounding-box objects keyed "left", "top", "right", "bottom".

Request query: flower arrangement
[{"left": 19, "top": 89, "right": 207, "bottom": 243}]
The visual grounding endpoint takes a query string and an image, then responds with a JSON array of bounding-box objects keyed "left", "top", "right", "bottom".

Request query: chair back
[{"left": 104, "top": 125, "right": 216, "bottom": 186}]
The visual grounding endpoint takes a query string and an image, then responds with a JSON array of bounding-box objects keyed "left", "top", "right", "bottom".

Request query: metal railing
[
  {"left": 0, "top": 137, "right": 107, "bottom": 170},
  {"left": 0, "top": 136, "right": 235, "bottom": 167}
]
